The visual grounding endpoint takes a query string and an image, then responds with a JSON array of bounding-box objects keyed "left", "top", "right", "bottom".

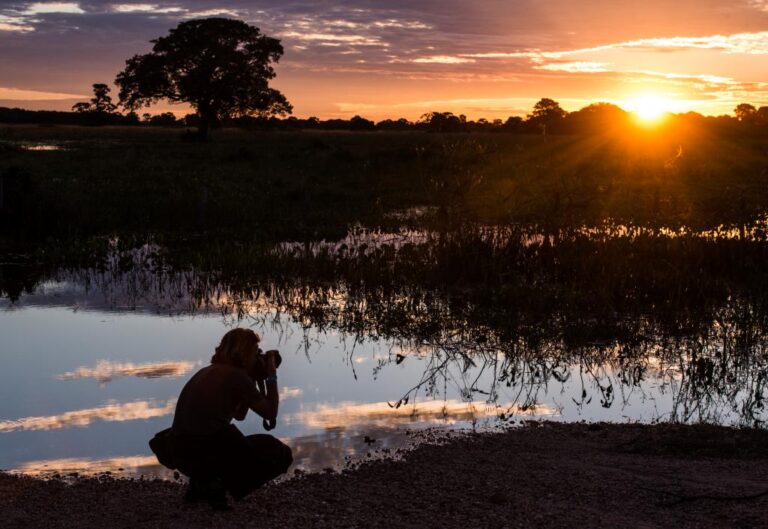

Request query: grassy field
[{"left": 2, "top": 124, "right": 768, "bottom": 242}]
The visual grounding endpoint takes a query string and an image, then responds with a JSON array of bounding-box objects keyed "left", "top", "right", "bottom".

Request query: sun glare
[{"left": 629, "top": 95, "right": 671, "bottom": 123}]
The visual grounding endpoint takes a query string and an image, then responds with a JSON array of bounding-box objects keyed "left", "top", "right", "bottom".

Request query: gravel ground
[{"left": 2, "top": 422, "right": 768, "bottom": 529}]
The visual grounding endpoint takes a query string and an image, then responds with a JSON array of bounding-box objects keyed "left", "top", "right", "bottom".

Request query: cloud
[
  {"left": 0, "top": 17, "right": 35, "bottom": 32},
  {"left": 0, "top": 86, "right": 86, "bottom": 99},
  {"left": 110, "top": 4, "right": 185, "bottom": 14},
  {"left": 280, "top": 30, "right": 386, "bottom": 47},
  {"left": 535, "top": 61, "right": 611, "bottom": 73},
  {"left": 24, "top": 2, "right": 85, "bottom": 15},
  {"left": 183, "top": 8, "right": 242, "bottom": 18},
  {"left": 411, "top": 55, "right": 475, "bottom": 64}
]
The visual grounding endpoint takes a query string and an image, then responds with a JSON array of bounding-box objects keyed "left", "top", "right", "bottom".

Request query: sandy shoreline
[{"left": 2, "top": 422, "right": 768, "bottom": 528}]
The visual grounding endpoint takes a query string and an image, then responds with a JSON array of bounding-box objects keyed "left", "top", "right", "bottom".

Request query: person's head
[{"left": 211, "top": 328, "right": 261, "bottom": 370}]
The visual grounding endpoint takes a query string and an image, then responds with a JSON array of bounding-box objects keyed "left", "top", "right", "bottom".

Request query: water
[
  {"left": 0, "top": 303, "right": 472, "bottom": 477},
  {"left": 0, "top": 282, "right": 754, "bottom": 480},
  {"left": 2, "top": 231, "right": 767, "bottom": 479}
]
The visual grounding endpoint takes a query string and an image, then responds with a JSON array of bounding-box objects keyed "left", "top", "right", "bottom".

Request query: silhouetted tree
[
  {"left": 419, "top": 112, "right": 466, "bottom": 132},
  {"left": 755, "top": 106, "right": 768, "bottom": 127},
  {"left": 115, "top": 18, "right": 292, "bottom": 139},
  {"left": 527, "top": 98, "right": 567, "bottom": 134},
  {"left": 734, "top": 103, "right": 757, "bottom": 123},
  {"left": 375, "top": 118, "right": 413, "bottom": 131},
  {"left": 349, "top": 115, "right": 376, "bottom": 131},
  {"left": 564, "top": 102, "right": 628, "bottom": 134},
  {"left": 502, "top": 116, "right": 523, "bottom": 132},
  {"left": 72, "top": 83, "right": 117, "bottom": 125},
  {"left": 72, "top": 83, "right": 118, "bottom": 114}
]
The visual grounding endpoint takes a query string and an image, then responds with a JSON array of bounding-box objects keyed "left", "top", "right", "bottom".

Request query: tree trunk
[
  {"left": 195, "top": 102, "right": 214, "bottom": 141},
  {"left": 197, "top": 114, "right": 211, "bottom": 141}
]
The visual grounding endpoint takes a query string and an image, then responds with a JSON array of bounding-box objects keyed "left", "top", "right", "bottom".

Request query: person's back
[{"left": 172, "top": 363, "right": 260, "bottom": 436}]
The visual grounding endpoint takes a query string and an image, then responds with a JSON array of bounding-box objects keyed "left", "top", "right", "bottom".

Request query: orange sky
[{"left": 2, "top": 1, "right": 768, "bottom": 120}]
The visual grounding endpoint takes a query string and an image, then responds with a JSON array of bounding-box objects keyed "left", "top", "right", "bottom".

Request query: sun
[{"left": 628, "top": 95, "right": 671, "bottom": 123}]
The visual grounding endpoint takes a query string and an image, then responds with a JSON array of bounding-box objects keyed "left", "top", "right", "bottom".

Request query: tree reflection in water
[{"left": 3, "top": 224, "right": 768, "bottom": 427}]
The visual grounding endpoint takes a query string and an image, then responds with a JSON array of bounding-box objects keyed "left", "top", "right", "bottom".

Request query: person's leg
[
  {"left": 172, "top": 433, "right": 230, "bottom": 509},
  {"left": 245, "top": 434, "right": 294, "bottom": 479},
  {"left": 222, "top": 432, "right": 293, "bottom": 500}
]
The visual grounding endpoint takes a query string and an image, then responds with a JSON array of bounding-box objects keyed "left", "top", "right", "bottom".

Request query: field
[{"left": 2, "top": 124, "right": 768, "bottom": 243}]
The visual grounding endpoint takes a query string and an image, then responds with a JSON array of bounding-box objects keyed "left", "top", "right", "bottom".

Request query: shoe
[
  {"left": 206, "top": 478, "right": 231, "bottom": 511},
  {"left": 182, "top": 478, "right": 207, "bottom": 504}
]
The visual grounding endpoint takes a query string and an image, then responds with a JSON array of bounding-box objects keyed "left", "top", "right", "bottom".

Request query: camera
[{"left": 250, "top": 349, "right": 282, "bottom": 381}]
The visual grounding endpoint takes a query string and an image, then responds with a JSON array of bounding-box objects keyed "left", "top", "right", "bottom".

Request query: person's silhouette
[{"left": 150, "top": 328, "right": 291, "bottom": 509}]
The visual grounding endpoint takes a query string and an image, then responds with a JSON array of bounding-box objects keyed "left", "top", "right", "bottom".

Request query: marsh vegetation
[{"left": 2, "top": 125, "right": 768, "bottom": 432}]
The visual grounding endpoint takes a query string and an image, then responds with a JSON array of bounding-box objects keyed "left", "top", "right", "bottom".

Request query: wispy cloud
[
  {"left": 0, "top": 86, "right": 86, "bottom": 100},
  {"left": 0, "top": 15, "right": 34, "bottom": 32},
  {"left": 182, "top": 8, "right": 241, "bottom": 19},
  {"left": 280, "top": 31, "right": 386, "bottom": 47},
  {"left": 535, "top": 61, "right": 611, "bottom": 73},
  {"left": 24, "top": 2, "right": 85, "bottom": 15},
  {"left": 110, "top": 4, "right": 185, "bottom": 14}
]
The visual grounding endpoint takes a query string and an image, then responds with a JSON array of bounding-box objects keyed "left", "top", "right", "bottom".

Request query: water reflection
[
  {"left": 287, "top": 399, "right": 553, "bottom": 430},
  {"left": 22, "top": 144, "right": 64, "bottom": 151},
  {"left": 55, "top": 360, "right": 197, "bottom": 383},
  {"left": 0, "top": 399, "right": 176, "bottom": 433},
  {"left": 13, "top": 455, "right": 168, "bottom": 478},
  {"left": 10, "top": 424, "right": 452, "bottom": 479},
  {"left": 3, "top": 227, "right": 768, "bottom": 477}
]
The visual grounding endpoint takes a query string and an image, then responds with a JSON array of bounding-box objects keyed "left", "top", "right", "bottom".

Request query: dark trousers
[{"left": 168, "top": 425, "right": 292, "bottom": 499}]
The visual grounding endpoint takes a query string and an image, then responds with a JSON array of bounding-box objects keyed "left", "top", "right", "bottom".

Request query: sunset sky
[{"left": 3, "top": 1, "right": 768, "bottom": 120}]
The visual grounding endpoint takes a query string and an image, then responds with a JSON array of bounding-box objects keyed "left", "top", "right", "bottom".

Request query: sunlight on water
[{"left": 20, "top": 143, "right": 65, "bottom": 151}]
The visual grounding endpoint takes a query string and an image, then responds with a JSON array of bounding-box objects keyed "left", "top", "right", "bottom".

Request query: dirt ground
[{"left": 2, "top": 422, "right": 768, "bottom": 529}]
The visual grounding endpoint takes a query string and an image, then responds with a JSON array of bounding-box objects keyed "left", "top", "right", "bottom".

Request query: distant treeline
[{"left": 2, "top": 99, "right": 768, "bottom": 136}]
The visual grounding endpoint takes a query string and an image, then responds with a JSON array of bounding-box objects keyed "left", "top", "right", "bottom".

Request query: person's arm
[
  {"left": 233, "top": 402, "right": 249, "bottom": 421},
  {"left": 249, "top": 350, "right": 279, "bottom": 422}
]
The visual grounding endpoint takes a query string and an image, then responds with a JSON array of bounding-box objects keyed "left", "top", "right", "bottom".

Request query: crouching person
[{"left": 151, "top": 328, "right": 292, "bottom": 510}]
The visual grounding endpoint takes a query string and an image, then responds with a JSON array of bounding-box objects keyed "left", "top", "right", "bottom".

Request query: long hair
[{"left": 211, "top": 328, "right": 260, "bottom": 368}]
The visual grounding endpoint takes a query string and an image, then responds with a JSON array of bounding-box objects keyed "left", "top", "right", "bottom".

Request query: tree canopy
[
  {"left": 115, "top": 18, "right": 291, "bottom": 138},
  {"left": 72, "top": 83, "right": 117, "bottom": 114}
]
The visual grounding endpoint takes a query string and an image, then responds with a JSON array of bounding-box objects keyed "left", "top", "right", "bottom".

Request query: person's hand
[{"left": 264, "top": 349, "right": 279, "bottom": 377}]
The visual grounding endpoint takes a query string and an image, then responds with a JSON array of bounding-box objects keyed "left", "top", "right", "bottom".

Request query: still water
[
  {"left": 0, "top": 283, "right": 716, "bottom": 480},
  {"left": 1, "top": 231, "right": 766, "bottom": 479}
]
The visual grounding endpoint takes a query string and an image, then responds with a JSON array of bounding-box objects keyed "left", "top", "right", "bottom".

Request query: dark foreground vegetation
[
  {"left": 2, "top": 423, "right": 768, "bottom": 528},
  {"left": 2, "top": 124, "right": 768, "bottom": 241}
]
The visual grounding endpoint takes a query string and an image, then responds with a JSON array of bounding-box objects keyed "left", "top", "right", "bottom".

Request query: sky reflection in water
[{"left": 0, "top": 270, "right": 756, "bottom": 479}]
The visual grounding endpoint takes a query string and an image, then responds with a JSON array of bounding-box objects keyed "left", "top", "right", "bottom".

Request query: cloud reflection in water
[
  {"left": 13, "top": 455, "right": 171, "bottom": 478},
  {"left": 55, "top": 360, "right": 197, "bottom": 383},
  {"left": 0, "top": 399, "right": 176, "bottom": 433},
  {"left": 286, "top": 399, "right": 556, "bottom": 430}
]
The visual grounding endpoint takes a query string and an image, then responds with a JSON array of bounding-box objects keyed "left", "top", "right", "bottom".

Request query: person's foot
[
  {"left": 182, "top": 478, "right": 207, "bottom": 503},
  {"left": 206, "top": 478, "right": 231, "bottom": 511}
]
